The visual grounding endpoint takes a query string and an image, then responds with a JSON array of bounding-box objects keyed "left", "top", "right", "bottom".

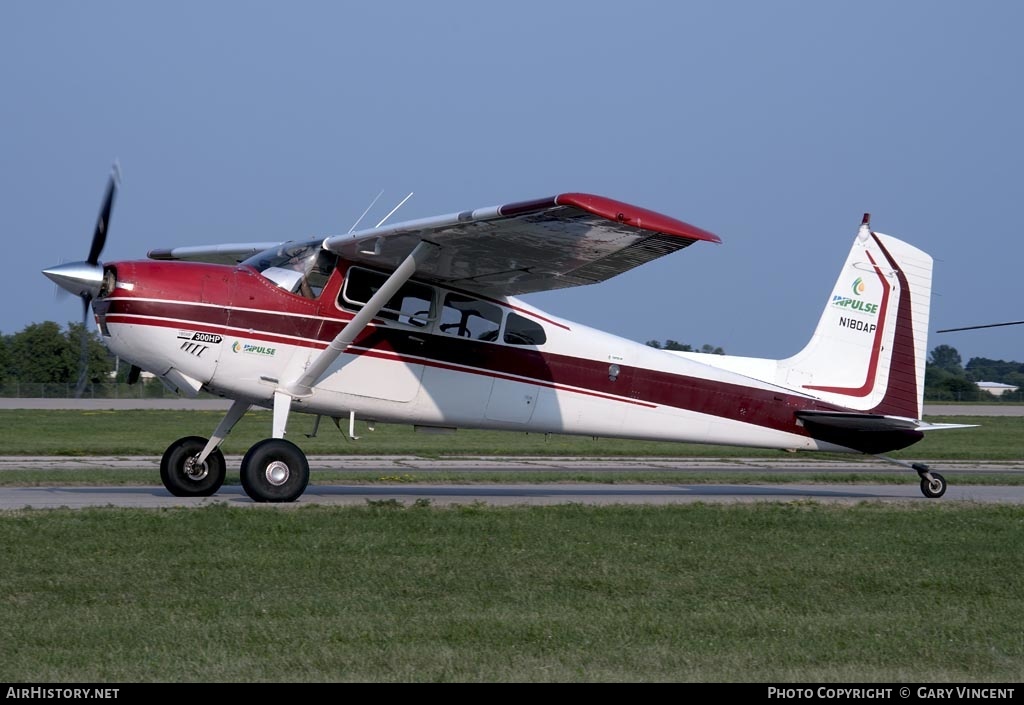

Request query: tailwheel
[
  {"left": 913, "top": 463, "right": 947, "bottom": 499},
  {"left": 160, "top": 436, "right": 226, "bottom": 497},
  {"left": 919, "top": 470, "right": 947, "bottom": 499},
  {"left": 240, "top": 438, "right": 310, "bottom": 503}
]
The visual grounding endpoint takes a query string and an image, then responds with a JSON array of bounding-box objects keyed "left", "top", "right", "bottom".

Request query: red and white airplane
[{"left": 45, "top": 168, "right": 969, "bottom": 502}]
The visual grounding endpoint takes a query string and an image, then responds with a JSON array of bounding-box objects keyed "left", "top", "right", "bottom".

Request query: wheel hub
[
  {"left": 265, "top": 461, "right": 290, "bottom": 486},
  {"left": 184, "top": 456, "right": 209, "bottom": 481}
]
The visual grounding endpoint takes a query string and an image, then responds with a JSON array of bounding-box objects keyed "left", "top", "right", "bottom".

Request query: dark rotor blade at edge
[
  {"left": 937, "top": 320, "right": 1024, "bottom": 333},
  {"left": 87, "top": 175, "right": 118, "bottom": 265},
  {"left": 73, "top": 295, "right": 92, "bottom": 398}
]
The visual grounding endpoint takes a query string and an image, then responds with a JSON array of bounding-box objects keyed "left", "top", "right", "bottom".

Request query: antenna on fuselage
[
  {"left": 347, "top": 189, "right": 385, "bottom": 234},
  {"left": 375, "top": 192, "right": 413, "bottom": 228}
]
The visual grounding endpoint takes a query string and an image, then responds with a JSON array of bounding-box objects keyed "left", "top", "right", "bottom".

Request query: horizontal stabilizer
[
  {"left": 796, "top": 410, "right": 975, "bottom": 454},
  {"left": 796, "top": 410, "right": 976, "bottom": 432}
]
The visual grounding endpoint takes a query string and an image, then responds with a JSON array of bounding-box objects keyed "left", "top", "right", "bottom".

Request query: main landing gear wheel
[
  {"left": 240, "top": 438, "right": 310, "bottom": 503},
  {"left": 160, "top": 436, "right": 226, "bottom": 497}
]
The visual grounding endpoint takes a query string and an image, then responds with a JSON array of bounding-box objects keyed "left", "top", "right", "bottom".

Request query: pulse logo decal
[
  {"left": 232, "top": 341, "right": 277, "bottom": 356},
  {"left": 831, "top": 295, "right": 879, "bottom": 315},
  {"left": 832, "top": 277, "right": 878, "bottom": 315}
]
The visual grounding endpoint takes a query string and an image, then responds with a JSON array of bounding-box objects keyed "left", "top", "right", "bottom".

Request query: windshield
[{"left": 243, "top": 241, "right": 337, "bottom": 298}]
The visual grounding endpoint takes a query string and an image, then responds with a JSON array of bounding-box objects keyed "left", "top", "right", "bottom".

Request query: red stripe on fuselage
[{"left": 104, "top": 295, "right": 854, "bottom": 440}]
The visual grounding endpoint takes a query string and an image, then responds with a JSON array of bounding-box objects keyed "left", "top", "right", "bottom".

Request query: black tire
[
  {"left": 240, "top": 438, "right": 310, "bottom": 503},
  {"left": 160, "top": 436, "right": 226, "bottom": 497},
  {"left": 920, "top": 471, "right": 947, "bottom": 499}
]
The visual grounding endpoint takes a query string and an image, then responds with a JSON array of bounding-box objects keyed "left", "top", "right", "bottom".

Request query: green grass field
[
  {"left": 1, "top": 409, "right": 1019, "bottom": 487},
  {"left": 0, "top": 410, "right": 1017, "bottom": 459},
  {"left": 2, "top": 410, "right": 1022, "bottom": 683},
  {"left": 2, "top": 503, "right": 1022, "bottom": 682}
]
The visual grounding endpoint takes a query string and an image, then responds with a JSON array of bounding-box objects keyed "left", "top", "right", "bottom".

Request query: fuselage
[{"left": 92, "top": 257, "right": 911, "bottom": 454}]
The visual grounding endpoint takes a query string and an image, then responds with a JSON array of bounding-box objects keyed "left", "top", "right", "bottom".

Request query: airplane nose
[{"left": 42, "top": 261, "right": 104, "bottom": 299}]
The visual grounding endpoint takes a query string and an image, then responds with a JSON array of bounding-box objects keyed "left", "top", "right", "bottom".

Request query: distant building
[{"left": 977, "top": 381, "right": 1019, "bottom": 397}]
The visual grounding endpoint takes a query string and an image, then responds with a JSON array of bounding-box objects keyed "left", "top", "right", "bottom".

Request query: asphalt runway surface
[{"left": 2, "top": 456, "right": 1023, "bottom": 509}]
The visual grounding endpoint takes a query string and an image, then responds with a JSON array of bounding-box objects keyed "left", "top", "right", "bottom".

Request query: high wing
[
  {"left": 321, "top": 192, "right": 720, "bottom": 296},
  {"left": 145, "top": 193, "right": 719, "bottom": 296}
]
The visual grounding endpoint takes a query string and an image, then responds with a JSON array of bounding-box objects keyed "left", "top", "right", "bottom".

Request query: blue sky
[{"left": 3, "top": 1, "right": 1022, "bottom": 364}]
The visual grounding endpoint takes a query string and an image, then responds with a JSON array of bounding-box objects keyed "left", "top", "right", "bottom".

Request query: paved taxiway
[
  {"left": 2, "top": 455, "right": 1022, "bottom": 509},
  {"left": 4, "top": 482, "right": 1024, "bottom": 510}
]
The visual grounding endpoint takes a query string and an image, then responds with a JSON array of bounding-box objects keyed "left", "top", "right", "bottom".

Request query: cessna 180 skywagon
[{"left": 45, "top": 168, "right": 969, "bottom": 502}]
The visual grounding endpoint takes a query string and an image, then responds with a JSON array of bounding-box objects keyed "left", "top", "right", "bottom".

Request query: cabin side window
[
  {"left": 439, "top": 293, "right": 503, "bottom": 341},
  {"left": 339, "top": 267, "right": 434, "bottom": 327},
  {"left": 504, "top": 312, "right": 547, "bottom": 346}
]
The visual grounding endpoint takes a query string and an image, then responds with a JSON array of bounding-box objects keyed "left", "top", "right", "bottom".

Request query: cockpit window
[
  {"left": 339, "top": 267, "right": 434, "bottom": 327},
  {"left": 242, "top": 242, "right": 337, "bottom": 298}
]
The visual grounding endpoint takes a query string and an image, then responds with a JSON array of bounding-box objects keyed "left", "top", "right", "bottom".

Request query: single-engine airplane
[{"left": 44, "top": 167, "right": 970, "bottom": 502}]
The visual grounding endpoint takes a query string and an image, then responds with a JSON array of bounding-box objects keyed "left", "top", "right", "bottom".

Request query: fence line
[{"left": 0, "top": 382, "right": 218, "bottom": 400}]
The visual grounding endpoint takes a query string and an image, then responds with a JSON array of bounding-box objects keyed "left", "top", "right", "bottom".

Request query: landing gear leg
[
  {"left": 236, "top": 391, "right": 310, "bottom": 502},
  {"left": 876, "top": 455, "right": 947, "bottom": 499}
]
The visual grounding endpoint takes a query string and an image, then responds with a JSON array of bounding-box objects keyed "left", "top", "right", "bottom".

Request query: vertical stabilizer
[{"left": 777, "top": 216, "right": 932, "bottom": 418}]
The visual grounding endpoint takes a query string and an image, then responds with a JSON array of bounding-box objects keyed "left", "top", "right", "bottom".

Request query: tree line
[
  {"left": 927, "top": 344, "right": 1024, "bottom": 402},
  {"left": 1, "top": 322, "right": 116, "bottom": 387},
  {"left": 645, "top": 340, "right": 725, "bottom": 355},
  {"left": 0, "top": 323, "right": 1019, "bottom": 401}
]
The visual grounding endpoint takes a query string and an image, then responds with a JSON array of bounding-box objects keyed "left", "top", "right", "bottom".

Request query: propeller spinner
[{"left": 42, "top": 164, "right": 120, "bottom": 396}]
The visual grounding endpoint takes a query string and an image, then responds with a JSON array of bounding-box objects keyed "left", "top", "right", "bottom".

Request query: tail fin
[{"left": 777, "top": 214, "right": 932, "bottom": 418}]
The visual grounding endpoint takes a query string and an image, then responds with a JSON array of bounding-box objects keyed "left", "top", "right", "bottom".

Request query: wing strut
[{"left": 271, "top": 240, "right": 437, "bottom": 437}]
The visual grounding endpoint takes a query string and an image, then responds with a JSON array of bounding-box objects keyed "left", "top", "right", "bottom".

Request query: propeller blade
[
  {"left": 73, "top": 295, "right": 92, "bottom": 398},
  {"left": 937, "top": 321, "right": 1024, "bottom": 333},
  {"left": 87, "top": 166, "right": 120, "bottom": 266}
]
